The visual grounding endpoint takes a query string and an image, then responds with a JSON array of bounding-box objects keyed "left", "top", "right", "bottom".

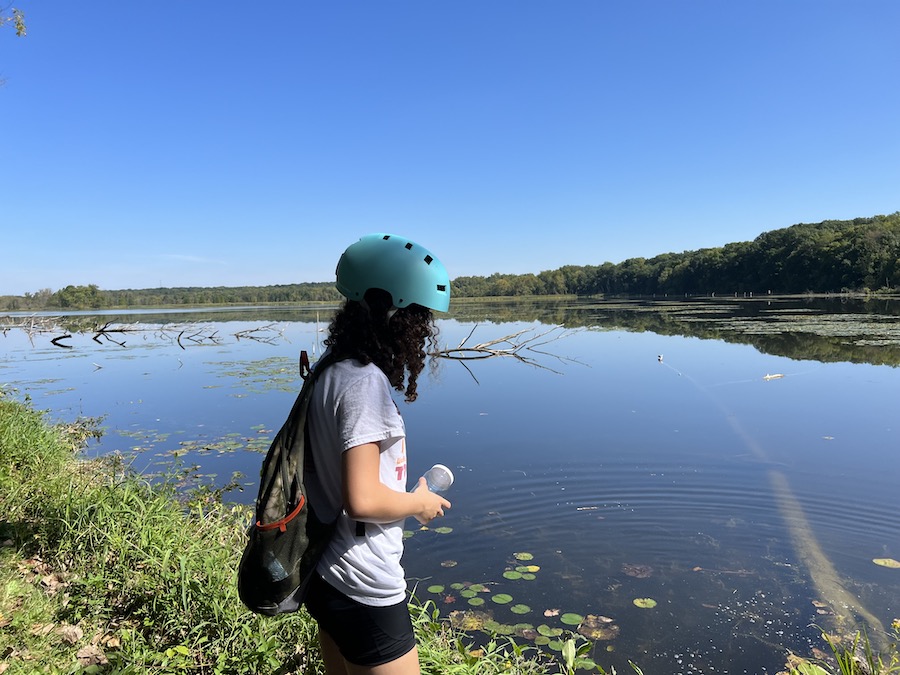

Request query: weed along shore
[
  {"left": 0, "top": 394, "right": 575, "bottom": 674},
  {"left": 2, "top": 392, "right": 897, "bottom": 675}
]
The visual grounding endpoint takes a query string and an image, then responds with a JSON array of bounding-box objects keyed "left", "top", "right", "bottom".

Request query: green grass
[{"left": 787, "top": 627, "right": 900, "bottom": 675}]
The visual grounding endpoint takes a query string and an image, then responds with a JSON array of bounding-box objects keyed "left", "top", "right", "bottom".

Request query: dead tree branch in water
[
  {"left": 169, "top": 326, "right": 222, "bottom": 350},
  {"left": 1, "top": 315, "right": 61, "bottom": 346},
  {"left": 92, "top": 321, "right": 131, "bottom": 347},
  {"left": 430, "top": 324, "right": 585, "bottom": 382},
  {"left": 3, "top": 316, "right": 584, "bottom": 377},
  {"left": 233, "top": 323, "right": 284, "bottom": 345},
  {"left": 0, "top": 316, "right": 259, "bottom": 350},
  {"left": 50, "top": 334, "right": 73, "bottom": 349}
]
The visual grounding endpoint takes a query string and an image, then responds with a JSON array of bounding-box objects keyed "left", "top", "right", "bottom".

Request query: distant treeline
[
  {"left": 452, "top": 212, "right": 900, "bottom": 298},
  {"left": 4, "top": 213, "right": 899, "bottom": 311},
  {"left": 4, "top": 282, "right": 344, "bottom": 312}
]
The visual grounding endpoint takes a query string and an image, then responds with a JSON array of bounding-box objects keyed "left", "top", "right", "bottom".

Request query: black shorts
[{"left": 305, "top": 573, "right": 416, "bottom": 667}]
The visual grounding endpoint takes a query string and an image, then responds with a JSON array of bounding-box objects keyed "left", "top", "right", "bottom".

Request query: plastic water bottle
[
  {"left": 263, "top": 551, "right": 289, "bottom": 581},
  {"left": 414, "top": 464, "right": 454, "bottom": 494}
]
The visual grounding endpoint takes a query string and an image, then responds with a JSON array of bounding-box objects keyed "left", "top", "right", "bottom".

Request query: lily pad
[
  {"left": 633, "top": 597, "right": 657, "bottom": 608},
  {"left": 434, "top": 526, "right": 453, "bottom": 534},
  {"left": 426, "top": 584, "right": 445, "bottom": 594},
  {"left": 469, "top": 583, "right": 488, "bottom": 593},
  {"left": 440, "top": 560, "right": 458, "bottom": 568},
  {"left": 510, "top": 604, "right": 531, "bottom": 615},
  {"left": 561, "top": 612, "right": 583, "bottom": 626},
  {"left": 521, "top": 573, "right": 537, "bottom": 581},
  {"left": 538, "top": 625, "right": 563, "bottom": 637},
  {"left": 468, "top": 597, "right": 485, "bottom": 607},
  {"left": 492, "top": 593, "right": 513, "bottom": 604},
  {"left": 516, "top": 565, "right": 540, "bottom": 573},
  {"left": 483, "top": 619, "right": 501, "bottom": 633},
  {"left": 461, "top": 589, "right": 477, "bottom": 599},
  {"left": 873, "top": 558, "right": 900, "bottom": 569},
  {"left": 503, "top": 570, "right": 523, "bottom": 580},
  {"left": 513, "top": 552, "right": 534, "bottom": 561}
]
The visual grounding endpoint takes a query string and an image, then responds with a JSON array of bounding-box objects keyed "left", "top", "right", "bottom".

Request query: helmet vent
[
  {"left": 405, "top": 242, "right": 413, "bottom": 250},
  {"left": 424, "top": 255, "right": 433, "bottom": 265},
  {"left": 382, "top": 235, "right": 391, "bottom": 240},
  {"left": 437, "top": 284, "right": 446, "bottom": 292}
]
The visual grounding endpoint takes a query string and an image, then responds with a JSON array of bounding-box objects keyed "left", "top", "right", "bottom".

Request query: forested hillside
[
  {"left": 452, "top": 212, "right": 900, "bottom": 297},
  {"left": 4, "top": 213, "right": 898, "bottom": 311}
]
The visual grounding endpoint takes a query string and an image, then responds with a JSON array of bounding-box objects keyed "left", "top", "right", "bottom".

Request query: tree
[
  {"left": 1, "top": 4, "right": 26, "bottom": 87},
  {"left": 52, "top": 284, "right": 105, "bottom": 309},
  {"left": 0, "top": 5, "right": 25, "bottom": 37}
]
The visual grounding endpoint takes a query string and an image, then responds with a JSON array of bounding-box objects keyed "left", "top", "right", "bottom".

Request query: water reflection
[{"left": 449, "top": 296, "right": 900, "bottom": 367}]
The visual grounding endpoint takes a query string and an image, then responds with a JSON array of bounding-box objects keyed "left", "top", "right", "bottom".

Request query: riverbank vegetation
[{"left": 3, "top": 213, "right": 899, "bottom": 312}]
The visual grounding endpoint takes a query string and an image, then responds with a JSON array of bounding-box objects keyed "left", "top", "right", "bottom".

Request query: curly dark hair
[{"left": 323, "top": 288, "right": 439, "bottom": 402}]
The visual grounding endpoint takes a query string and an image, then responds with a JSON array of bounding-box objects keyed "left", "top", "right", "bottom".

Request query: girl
[{"left": 304, "top": 233, "right": 452, "bottom": 674}]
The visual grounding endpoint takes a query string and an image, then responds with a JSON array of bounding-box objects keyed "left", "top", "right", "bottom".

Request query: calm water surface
[{"left": 2, "top": 299, "right": 898, "bottom": 674}]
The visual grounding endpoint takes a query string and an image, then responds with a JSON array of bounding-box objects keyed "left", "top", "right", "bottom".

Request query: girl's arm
[{"left": 343, "top": 442, "right": 450, "bottom": 525}]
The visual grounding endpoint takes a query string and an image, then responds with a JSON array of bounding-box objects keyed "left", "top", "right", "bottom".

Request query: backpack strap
[
  {"left": 288, "top": 350, "right": 366, "bottom": 537},
  {"left": 301, "top": 351, "right": 367, "bottom": 539},
  {"left": 254, "top": 351, "right": 340, "bottom": 525}
]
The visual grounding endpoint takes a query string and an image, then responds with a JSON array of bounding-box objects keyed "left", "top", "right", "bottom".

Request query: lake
[{"left": 2, "top": 297, "right": 899, "bottom": 674}]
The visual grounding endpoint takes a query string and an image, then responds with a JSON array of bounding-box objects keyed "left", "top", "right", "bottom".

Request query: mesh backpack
[{"left": 238, "top": 350, "right": 341, "bottom": 615}]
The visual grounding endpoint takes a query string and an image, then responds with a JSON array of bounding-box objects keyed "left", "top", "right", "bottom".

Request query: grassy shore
[{"left": 1, "top": 393, "right": 896, "bottom": 674}]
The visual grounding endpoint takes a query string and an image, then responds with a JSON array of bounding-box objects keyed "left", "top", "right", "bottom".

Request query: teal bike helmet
[{"left": 335, "top": 233, "right": 451, "bottom": 312}]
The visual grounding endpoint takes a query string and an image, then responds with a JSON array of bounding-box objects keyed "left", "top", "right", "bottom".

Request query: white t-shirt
[{"left": 306, "top": 358, "right": 409, "bottom": 606}]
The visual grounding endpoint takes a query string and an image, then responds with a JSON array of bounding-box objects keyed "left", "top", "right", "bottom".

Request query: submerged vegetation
[{"left": 3, "top": 213, "right": 900, "bottom": 311}]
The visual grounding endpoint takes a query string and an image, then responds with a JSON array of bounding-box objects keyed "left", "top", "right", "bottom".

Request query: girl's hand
[{"left": 412, "top": 477, "right": 451, "bottom": 525}]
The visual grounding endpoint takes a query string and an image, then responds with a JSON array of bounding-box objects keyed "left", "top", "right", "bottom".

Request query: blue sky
[{"left": 2, "top": 1, "right": 898, "bottom": 296}]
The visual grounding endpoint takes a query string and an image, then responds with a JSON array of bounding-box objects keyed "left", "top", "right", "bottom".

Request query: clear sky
[{"left": 2, "top": 1, "right": 898, "bottom": 296}]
